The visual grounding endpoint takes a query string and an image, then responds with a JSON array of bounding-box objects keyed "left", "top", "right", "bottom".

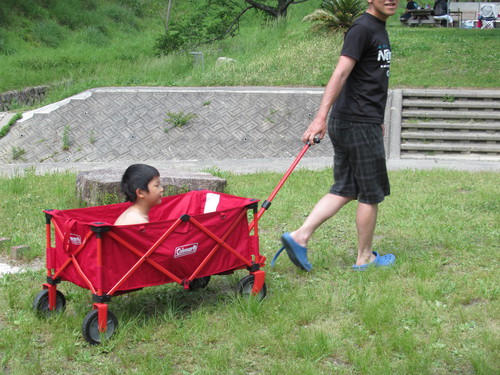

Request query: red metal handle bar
[{"left": 249, "top": 139, "right": 317, "bottom": 231}]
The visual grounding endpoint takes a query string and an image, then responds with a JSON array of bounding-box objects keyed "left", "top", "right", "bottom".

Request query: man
[
  {"left": 432, "top": 0, "right": 453, "bottom": 27},
  {"left": 400, "top": 0, "right": 418, "bottom": 21},
  {"left": 277, "top": 0, "right": 399, "bottom": 271}
]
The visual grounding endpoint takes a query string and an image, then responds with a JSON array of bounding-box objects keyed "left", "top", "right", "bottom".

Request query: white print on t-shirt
[{"left": 377, "top": 48, "right": 391, "bottom": 69}]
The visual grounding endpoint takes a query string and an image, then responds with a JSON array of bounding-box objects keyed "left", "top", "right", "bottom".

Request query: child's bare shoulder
[{"left": 114, "top": 207, "right": 148, "bottom": 226}]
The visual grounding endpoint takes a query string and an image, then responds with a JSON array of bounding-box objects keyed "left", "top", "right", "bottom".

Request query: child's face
[{"left": 142, "top": 176, "right": 164, "bottom": 206}]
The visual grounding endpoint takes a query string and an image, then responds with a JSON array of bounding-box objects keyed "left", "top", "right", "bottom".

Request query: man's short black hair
[{"left": 120, "top": 164, "right": 160, "bottom": 202}]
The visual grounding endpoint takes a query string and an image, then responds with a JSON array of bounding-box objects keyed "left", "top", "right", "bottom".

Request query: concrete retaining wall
[
  {"left": 2, "top": 86, "right": 499, "bottom": 165},
  {"left": 0, "top": 87, "right": 338, "bottom": 164}
]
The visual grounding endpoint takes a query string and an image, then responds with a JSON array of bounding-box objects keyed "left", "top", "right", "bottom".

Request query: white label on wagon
[
  {"left": 204, "top": 193, "right": 220, "bottom": 213},
  {"left": 174, "top": 243, "right": 198, "bottom": 258},
  {"left": 69, "top": 233, "right": 82, "bottom": 246}
]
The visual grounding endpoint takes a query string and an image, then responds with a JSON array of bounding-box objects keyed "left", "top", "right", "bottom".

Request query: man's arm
[{"left": 302, "top": 55, "right": 356, "bottom": 144}]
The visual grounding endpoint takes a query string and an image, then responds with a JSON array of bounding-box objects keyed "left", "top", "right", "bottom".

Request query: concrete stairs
[{"left": 394, "top": 89, "right": 500, "bottom": 161}]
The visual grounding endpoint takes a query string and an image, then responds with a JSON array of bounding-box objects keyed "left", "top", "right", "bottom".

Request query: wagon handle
[{"left": 248, "top": 135, "right": 320, "bottom": 231}]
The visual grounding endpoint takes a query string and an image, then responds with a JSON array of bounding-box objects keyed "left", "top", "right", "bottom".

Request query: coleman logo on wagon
[
  {"left": 69, "top": 233, "right": 82, "bottom": 246},
  {"left": 174, "top": 243, "right": 198, "bottom": 258}
]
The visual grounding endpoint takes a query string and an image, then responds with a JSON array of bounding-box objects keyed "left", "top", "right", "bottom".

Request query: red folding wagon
[{"left": 33, "top": 141, "right": 317, "bottom": 345}]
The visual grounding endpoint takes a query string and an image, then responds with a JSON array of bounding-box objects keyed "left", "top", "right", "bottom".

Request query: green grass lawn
[
  {"left": 0, "top": 169, "right": 498, "bottom": 374},
  {"left": 1, "top": 1, "right": 499, "bottom": 373}
]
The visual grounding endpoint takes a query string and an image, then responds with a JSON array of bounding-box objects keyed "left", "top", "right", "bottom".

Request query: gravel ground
[
  {"left": 0, "top": 263, "right": 20, "bottom": 275},
  {"left": 0, "top": 255, "right": 44, "bottom": 277}
]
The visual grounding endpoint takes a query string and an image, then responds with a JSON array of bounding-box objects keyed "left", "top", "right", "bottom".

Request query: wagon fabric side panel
[{"left": 47, "top": 190, "right": 260, "bottom": 293}]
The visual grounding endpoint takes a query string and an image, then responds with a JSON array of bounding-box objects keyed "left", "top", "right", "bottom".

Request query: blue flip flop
[
  {"left": 272, "top": 232, "right": 312, "bottom": 272},
  {"left": 352, "top": 251, "right": 395, "bottom": 271}
]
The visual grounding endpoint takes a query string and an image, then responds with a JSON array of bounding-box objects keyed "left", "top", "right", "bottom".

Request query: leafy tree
[
  {"left": 155, "top": 0, "right": 315, "bottom": 55},
  {"left": 303, "top": 0, "right": 366, "bottom": 32},
  {"left": 155, "top": 0, "right": 244, "bottom": 55}
]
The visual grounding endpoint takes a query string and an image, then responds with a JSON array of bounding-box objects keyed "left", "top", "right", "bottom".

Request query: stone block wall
[{"left": 0, "top": 86, "right": 48, "bottom": 111}]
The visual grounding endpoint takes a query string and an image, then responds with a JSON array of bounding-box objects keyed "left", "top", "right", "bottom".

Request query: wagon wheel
[
  {"left": 82, "top": 309, "right": 118, "bottom": 345},
  {"left": 33, "top": 290, "right": 66, "bottom": 316},
  {"left": 188, "top": 276, "right": 211, "bottom": 291},
  {"left": 238, "top": 275, "right": 267, "bottom": 301}
]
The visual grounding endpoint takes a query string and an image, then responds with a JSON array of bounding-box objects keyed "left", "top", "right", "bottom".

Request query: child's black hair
[{"left": 121, "top": 164, "right": 160, "bottom": 202}]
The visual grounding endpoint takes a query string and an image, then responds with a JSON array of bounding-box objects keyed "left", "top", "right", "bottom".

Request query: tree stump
[{"left": 76, "top": 168, "right": 227, "bottom": 206}]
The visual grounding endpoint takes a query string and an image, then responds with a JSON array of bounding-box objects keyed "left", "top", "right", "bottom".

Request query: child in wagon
[{"left": 114, "top": 164, "right": 164, "bottom": 226}]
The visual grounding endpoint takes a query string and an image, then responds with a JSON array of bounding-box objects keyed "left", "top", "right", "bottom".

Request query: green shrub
[
  {"left": 11, "top": 146, "right": 26, "bottom": 161},
  {"left": 52, "top": 0, "right": 88, "bottom": 29},
  {"left": 104, "top": 3, "right": 138, "bottom": 29},
  {"left": 62, "top": 125, "right": 71, "bottom": 150},
  {"left": 83, "top": 0, "right": 99, "bottom": 11},
  {"left": 0, "top": 5, "right": 8, "bottom": 27},
  {"left": 118, "top": 0, "right": 147, "bottom": 17},
  {"left": 0, "top": 32, "right": 14, "bottom": 55},
  {"left": 164, "top": 111, "right": 197, "bottom": 132},
  {"left": 155, "top": 28, "right": 186, "bottom": 55},
  {"left": 7, "top": 0, "right": 50, "bottom": 20},
  {"left": 31, "top": 19, "right": 67, "bottom": 48},
  {"left": 154, "top": 0, "right": 242, "bottom": 55},
  {"left": 0, "top": 113, "right": 22, "bottom": 138},
  {"left": 18, "top": 56, "right": 82, "bottom": 70},
  {"left": 80, "top": 26, "right": 109, "bottom": 47}
]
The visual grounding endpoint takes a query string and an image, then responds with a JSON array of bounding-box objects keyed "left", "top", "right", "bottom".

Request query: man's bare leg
[
  {"left": 355, "top": 202, "right": 378, "bottom": 266},
  {"left": 290, "top": 193, "right": 353, "bottom": 247}
]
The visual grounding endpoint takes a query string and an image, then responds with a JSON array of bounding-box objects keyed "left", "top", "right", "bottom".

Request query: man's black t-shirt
[{"left": 331, "top": 13, "right": 391, "bottom": 124}]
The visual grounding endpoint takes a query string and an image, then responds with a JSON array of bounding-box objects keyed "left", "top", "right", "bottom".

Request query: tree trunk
[
  {"left": 278, "top": 0, "right": 288, "bottom": 17},
  {"left": 165, "top": 0, "right": 173, "bottom": 32},
  {"left": 245, "top": 0, "right": 310, "bottom": 18},
  {"left": 244, "top": 0, "right": 278, "bottom": 17}
]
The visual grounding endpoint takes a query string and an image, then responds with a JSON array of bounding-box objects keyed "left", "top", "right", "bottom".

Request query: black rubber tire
[
  {"left": 188, "top": 276, "right": 211, "bottom": 291},
  {"left": 82, "top": 309, "right": 118, "bottom": 345},
  {"left": 33, "top": 289, "right": 66, "bottom": 316},
  {"left": 237, "top": 275, "right": 267, "bottom": 301}
]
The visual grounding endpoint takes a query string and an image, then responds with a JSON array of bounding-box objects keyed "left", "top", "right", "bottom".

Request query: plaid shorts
[{"left": 328, "top": 118, "right": 390, "bottom": 204}]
